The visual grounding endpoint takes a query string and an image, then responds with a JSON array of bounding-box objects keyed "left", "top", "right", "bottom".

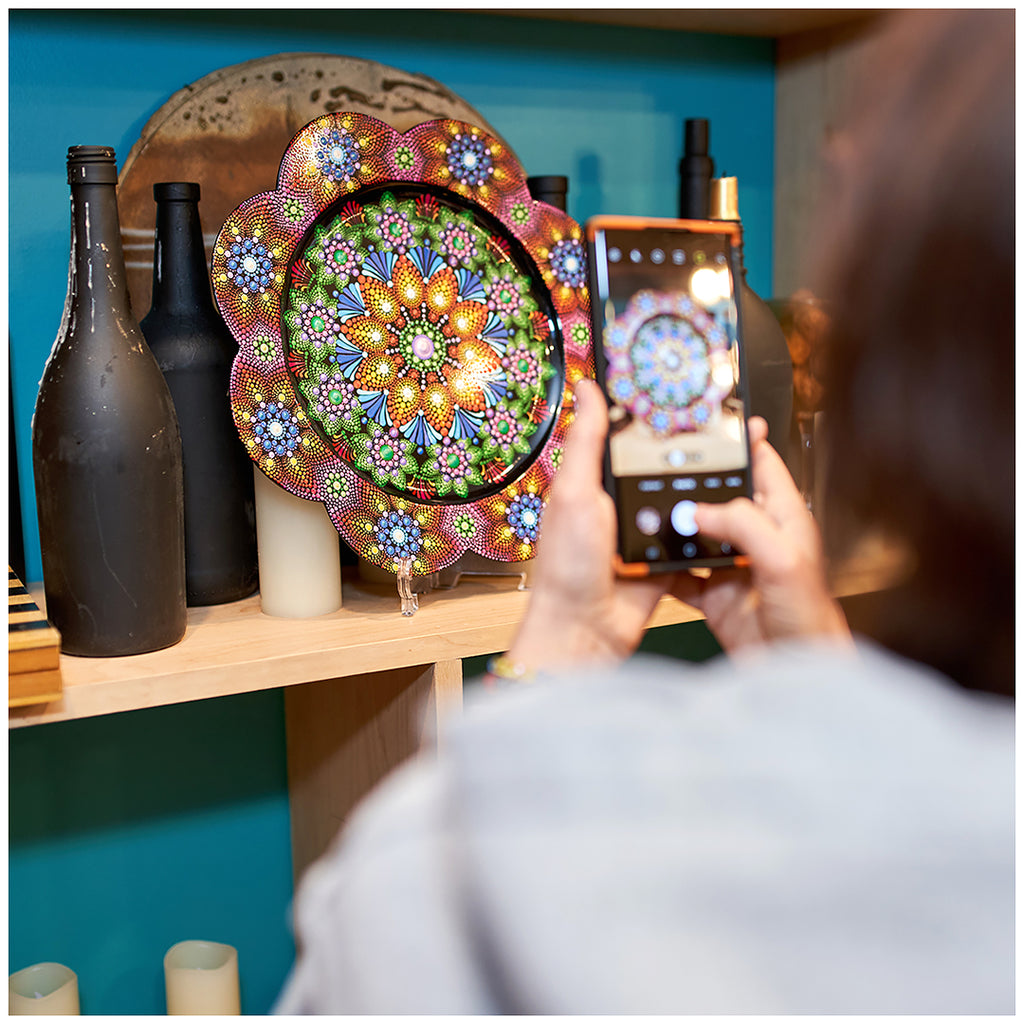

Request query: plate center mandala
[
  {"left": 631, "top": 314, "right": 711, "bottom": 405},
  {"left": 283, "top": 185, "right": 563, "bottom": 502}
]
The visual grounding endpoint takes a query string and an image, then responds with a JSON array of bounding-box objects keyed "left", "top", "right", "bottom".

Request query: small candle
[
  {"left": 164, "top": 940, "right": 240, "bottom": 1015},
  {"left": 253, "top": 467, "right": 343, "bottom": 617},
  {"left": 9, "top": 962, "right": 79, "bottom": 1015}
]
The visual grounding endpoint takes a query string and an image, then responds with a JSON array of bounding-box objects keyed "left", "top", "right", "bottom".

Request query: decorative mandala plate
[{"left": 213, "top": 112, "right": 593, "bottom": 575}]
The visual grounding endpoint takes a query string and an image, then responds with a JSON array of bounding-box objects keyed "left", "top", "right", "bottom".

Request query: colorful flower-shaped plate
[{"left": 213, "top": 112, "right": 594, "bottom": 575}]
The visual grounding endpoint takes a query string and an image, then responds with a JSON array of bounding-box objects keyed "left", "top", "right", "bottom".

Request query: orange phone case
[{"left": 587, "top": 214, "right": 751, "bottom": 577}]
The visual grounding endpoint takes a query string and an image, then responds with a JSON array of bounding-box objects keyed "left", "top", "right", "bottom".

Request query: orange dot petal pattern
[{"left": 215, "top": 112, "right": 593, "bottom": 574}]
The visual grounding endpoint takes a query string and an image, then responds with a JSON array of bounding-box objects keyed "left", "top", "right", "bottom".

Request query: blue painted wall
[
  {"left": 8, "top": 9, "right": 773, "bottom": 1014},
  {"left": 9, "top": 690, "right": 295, "bottom": 1015}
]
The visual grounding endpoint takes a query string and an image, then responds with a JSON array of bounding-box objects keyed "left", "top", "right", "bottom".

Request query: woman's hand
[
  {"left": 507, "top": 383, "right": 850, "bottom": 676},
  {"left": 505, "top": 379, "right": 674, "bottom": 673},
  {"left": 673, "top": 418, "right": 852, "bottom": 652}
]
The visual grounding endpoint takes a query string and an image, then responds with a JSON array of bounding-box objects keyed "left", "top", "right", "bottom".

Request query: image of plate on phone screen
[{"left": 602, "top": 288, "right": 745, "bottom": 477}]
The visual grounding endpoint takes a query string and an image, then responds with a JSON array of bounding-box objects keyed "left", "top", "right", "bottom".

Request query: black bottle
[
  {"left": 708, "top": 176, "right": 794, "bottom": 455},
  {"left": 527, "top": 175, "right": 569, "bottom": 212},
  {"left": 679, "top": 118, "right": 714, "bottom": 220},
  {"left": 32, "top": 147, "right": 187, "bottom": 656},
  {"left": 141, "top": 182, "right": 257, "bottom": 605}
]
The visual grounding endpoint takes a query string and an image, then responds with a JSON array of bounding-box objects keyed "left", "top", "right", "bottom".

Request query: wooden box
[{"left": 9, "top": 568, "right": 62, "bottom": 707}]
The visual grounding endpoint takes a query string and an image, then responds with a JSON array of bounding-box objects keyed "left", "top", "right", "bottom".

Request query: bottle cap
[
  {"left": 684, "top": 118, "right": 710, "bottom": 157},
  {"left": 709, "top": 176, "right": 740, "bottom": 220},
  {"left": 67, "top": 145, "right": 118, "bottom": 185},
  {"left": 154, "top": 182, "right": 201, "bottom": 202}
]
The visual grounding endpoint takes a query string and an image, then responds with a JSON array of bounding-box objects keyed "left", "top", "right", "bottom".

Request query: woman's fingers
[
  {"left": 748, "top": 429, "right": 811, "bottom": 530},
  {"left": 747, "top": 415, "right": 769, "bottom": 447},
  {"left": 551, "top": 379, "right": 608, "bottom": 498},
  {"left": 697, "top": 497, "right": 793, "bottom": 576}
]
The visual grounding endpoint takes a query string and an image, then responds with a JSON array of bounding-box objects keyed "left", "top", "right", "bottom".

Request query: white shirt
[{"left": 276, "top": 640, "right": 1014, "bottom": 1014}]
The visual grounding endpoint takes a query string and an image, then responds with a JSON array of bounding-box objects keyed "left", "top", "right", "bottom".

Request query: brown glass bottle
[
  {"left": 32, "top": 146, "right": 187, "bottom": 656},
  {"left": 141, "top": 182, "right": 257, "bottom": 605},
  {"left": 707, "top": 176, "right": 794, "bottom": 456}
]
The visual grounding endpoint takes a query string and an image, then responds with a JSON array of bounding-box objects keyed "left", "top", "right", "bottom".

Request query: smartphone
[{"left": 585, "top": 215, "right": 753, "bottom": 574}]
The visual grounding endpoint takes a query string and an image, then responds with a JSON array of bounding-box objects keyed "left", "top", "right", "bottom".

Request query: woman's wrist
[
  {"left": 482, "top": 652, "right": 537, "bottom": 688},
  {"left": 506, "top": 595, "right": 628, "bottom": 676}
]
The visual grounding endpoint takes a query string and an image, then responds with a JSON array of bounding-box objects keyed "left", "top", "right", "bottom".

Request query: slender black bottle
[
  {"left": 679, "top": 119, "right": 714, "bottom": 221},
  {"left": 141, "top": 182, "right": 258, "bottom": 605},
  {"left": 32, "top": 146, "right": 187, "bottom": 656},
  {"left": 527, "top": 174, "right": 569, "bottom": 212}
]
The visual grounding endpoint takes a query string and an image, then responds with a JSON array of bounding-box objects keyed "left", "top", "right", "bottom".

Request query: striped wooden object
[{"left": 9, "top": 567, "right": 62, "bottom": 707}]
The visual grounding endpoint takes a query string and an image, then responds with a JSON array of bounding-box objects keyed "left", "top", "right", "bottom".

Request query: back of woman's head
[{"left": 814, "top": 10, "right": 1014, "bottom": 695}]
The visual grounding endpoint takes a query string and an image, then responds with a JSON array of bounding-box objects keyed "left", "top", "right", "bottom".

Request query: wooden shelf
[{"left": 10, "top": 541, "right": 901, "bottom": 730}]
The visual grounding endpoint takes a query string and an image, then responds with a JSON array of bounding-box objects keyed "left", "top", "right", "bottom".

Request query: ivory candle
[
  {"left": 164, "top": 940, "right": 240, "bottom": 1015},
  {"left": 253, "top": 467, "right": 343, "bottom": 617},
  {"left": 9, "top": 962, "right": 79, "bottom": 1015}
]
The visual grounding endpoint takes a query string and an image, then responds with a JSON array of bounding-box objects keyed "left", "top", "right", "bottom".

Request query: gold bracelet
[{"left": 483, "top": 653, "right": 536, "bottom": 687}]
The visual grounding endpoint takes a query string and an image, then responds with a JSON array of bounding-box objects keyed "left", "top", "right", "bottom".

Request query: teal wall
[
  {"left": 9, "top": 8, "right": 770, "bottom": 1014},
  {"left": 9, "top": 690, "right": 294, "bottom": 1015}
]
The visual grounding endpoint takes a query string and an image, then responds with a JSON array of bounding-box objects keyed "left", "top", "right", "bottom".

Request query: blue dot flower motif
[
  {"left": 446, "top": 132, "right": 494, "bottom": 187},
  {"left": 549, "top": 238, "right": 587, "bottom": 287},
  {"left": 610, "top": 376, "right": 636, "bottom": 403},
  {"left": 315, "top": 127, "right": 361, "bottom": 184},
  {"left": 507, "top": 492, "right": 543, "bottom": 542},
  {"left": 650, "top": 410, "right": 673, "bottom": 434},
  {"left": 375, "top": 510, "right": 423, "bottom": 559},
  {"left": 253, "top": 401, "right": 301, "bottom": 456},
  {"left": 227, "top": 235, "right": 274, "bottom": 296}
]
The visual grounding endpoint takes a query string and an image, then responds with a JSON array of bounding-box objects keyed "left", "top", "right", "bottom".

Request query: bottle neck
[
  {"left": 149, "top": 198, "right": 215, "bottom": 314},
  {"left": 69, "top": 181, "right": 133, "bottom": 319}
]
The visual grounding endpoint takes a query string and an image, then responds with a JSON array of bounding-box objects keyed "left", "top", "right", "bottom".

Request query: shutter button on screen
[{"left": 670, "top": 500, "right": 699, "bottom": 537}]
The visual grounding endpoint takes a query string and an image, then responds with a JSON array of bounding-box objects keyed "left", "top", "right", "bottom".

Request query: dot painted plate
[{"left": 212, "top": 112, "right": 594, "bottom": 575}]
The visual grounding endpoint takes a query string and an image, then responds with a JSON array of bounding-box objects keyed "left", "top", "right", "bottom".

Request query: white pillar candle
[
  {"left": 9, "top": 962, "right": 79, "bottom": 1015},
  {"left": 253, "top": 467, "right": 343, "bottom": 618},
  {"left": 164, "top": 940, "right": 240, "bottom": 1015}
]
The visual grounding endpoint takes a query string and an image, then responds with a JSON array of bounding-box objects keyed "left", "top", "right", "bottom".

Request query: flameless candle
[
  {"left": 253, "top": 467, "right": 343, "bottom": 617},
  {"left": 164, "top": 940, "right": 240, "bottom": 1015},
  {"left": 9, "top": 962, "right": 79, "bottom": 1015}
]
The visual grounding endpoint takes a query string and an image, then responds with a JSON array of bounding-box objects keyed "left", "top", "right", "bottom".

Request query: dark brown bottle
[
  {"left": 527, "top": 175, "right": 569, "bottom": 212},
  {"left": 707, "top": 176, "right": 794, "bottom": 457},
  {"left": 32, "top": 146, "right": 187, "bottom": 656},
  {"left": 141, "top": 183, "right": 257, "bottom": 605}
]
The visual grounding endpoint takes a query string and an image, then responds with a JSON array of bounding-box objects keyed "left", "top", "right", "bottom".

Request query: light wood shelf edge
[{"left": 11, "top": 546, "right": 899, "bottom": 729}]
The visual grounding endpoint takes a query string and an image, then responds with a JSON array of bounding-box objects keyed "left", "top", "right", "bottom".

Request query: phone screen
[{"left": 586, "top": 217, "right": 751, "bottom": 569}]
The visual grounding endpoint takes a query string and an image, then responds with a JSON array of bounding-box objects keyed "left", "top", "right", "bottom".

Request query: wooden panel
[
  {"left": 430, "top": 658, "right": 464, "bottom": 743},
  {"left": 773, "top": 19, "right": 888, "bottom": 296},
  {"left": 285, "top": 659, "right": 462, "bottom": 883}
]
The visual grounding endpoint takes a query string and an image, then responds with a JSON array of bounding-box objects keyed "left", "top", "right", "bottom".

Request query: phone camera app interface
[{"left": 594, "top": 227, "right": 750, "bottom": 564}]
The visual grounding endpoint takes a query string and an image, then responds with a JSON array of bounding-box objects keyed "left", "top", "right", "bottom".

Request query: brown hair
[{"left": 814, "top": 10, "right": 1014, "bottom": 695}]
